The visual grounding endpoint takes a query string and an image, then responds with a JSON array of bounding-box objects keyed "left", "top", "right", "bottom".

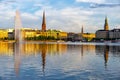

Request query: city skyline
[{"left": 0, "top": 0, "right": 120, "bottom": 33}]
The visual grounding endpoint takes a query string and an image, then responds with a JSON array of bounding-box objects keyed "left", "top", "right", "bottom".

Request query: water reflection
[
  {"left": 96, "top": 45, "right": 120, "bottom": 69},
  {"left": 104, "top": 46, "right": 109, "bottom": 69},
  {"left": 0, "top": 42, "right": 120, "bottom": 79},
  {"left": 14, "top": 43, "right": 67, "bottom": 75},
  {"left": 14, "top": 43, "right": 21, "bottom": 75}
]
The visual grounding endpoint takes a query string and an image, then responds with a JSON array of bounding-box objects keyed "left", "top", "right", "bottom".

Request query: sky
[{"left": 0, "top": 0, "right": 120, "bottom": 33}]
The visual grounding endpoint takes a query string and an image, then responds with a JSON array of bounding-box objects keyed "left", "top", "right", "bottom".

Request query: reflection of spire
[
  {"left": 42, "top": 11, "right": 46, "bottom": 31},
  {"left": 41, "top": 44, "right": 47, "bottom": 73},
  {"left": 104, "top": 46, "right": 109, "bottom": 69},
  {"left": 81, "top": 45, "right": 83, "bottom": 57},
  {"left": 14, "top": 43, "right": 21, "bottom": 76}
]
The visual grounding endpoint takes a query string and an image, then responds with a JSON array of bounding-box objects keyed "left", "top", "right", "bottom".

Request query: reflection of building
[
  {"left": 0, "top": 42, "right": 13, "bottom": 56},
  {"left": 104, "top": 46, "right": 109, "bottom": 68},
  {"left": 41, "top": 44, "right": 47, "bottom": 72},
  {"left": 96, "top": 45, "right": 110, "bottom": 68}
]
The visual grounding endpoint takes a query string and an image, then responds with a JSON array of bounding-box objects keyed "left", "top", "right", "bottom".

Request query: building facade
[
  {"left": 109, "top": 29, "right": 120, "bottom": 39},
  {"left": 0, "top": 29, "right": 8, "bottom": 40},
  {"left": 96, "top": 17, "right": 110, "bottom": 40},
  {"left": 96, "top": 30, "right": 109, "bottom": 39}
]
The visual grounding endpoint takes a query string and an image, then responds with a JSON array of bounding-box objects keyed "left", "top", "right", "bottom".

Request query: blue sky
[{"left": 0, "top": 0, "right": 120, "bottom": 33}]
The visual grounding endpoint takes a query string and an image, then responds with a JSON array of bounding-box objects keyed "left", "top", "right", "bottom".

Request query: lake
[{"left": 0, "top": 42, "right": 120, "bottom": 80}]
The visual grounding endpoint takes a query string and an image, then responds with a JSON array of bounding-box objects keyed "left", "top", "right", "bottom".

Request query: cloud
[
  {"left": 33, "top": 7, "right": 95, "bottom": 32},
  {"left": 0, "top": 0, "right": 119, "bottom": 33},
  {"left": 76, "top": 0, "right": 105, "bottom": 3},
  {"left": 90, "top": 3, "right": 120, "bottom": 8}
]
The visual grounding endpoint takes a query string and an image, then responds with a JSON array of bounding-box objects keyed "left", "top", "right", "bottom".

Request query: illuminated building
[
  {"left": 0, "top": 29, "right": 8, "bottom": 40},
  {"left": 21, "top": 28, "right": 37, "bottom": 40},
  {"left": 82, "top": 33, "right": 95, "bottom": 41}
]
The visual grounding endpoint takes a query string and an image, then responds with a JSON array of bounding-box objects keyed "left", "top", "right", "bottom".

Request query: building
[
  {"left": 42, "top": 11, "right": 46, "bottom": 31},
  {"left": 109, "top": 29, "right": 120, "bottom": 39},
  {"left": 96, "top": 30, "right": 109, "bottom": 39},
  {"left": 96, "top": 17, "right": 109, "bottom": 40},
  {"left": 104, "top": 16, "right": 109, "bottom": 30},
  {"left": 0, "top": 29, "right": 8, "bottom": 40},
  {"left": 81, "top": 26, "right": 95, "bottom": 41},
  {"left": 8, "top": 29, "right": 14, "bottom": 40},
  {"left": 82, "top": 33, "right": 95, "bottom": 41},
  {"left": 21, "top": 28, "right": 37, "bottom": 40}
]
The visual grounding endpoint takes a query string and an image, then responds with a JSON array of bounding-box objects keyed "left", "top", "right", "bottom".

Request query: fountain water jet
[{"left": 14, "top": 10, "right": 23, "bottom": 42}]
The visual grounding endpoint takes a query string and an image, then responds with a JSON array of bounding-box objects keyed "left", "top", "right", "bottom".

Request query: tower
[
  {"left": 42, "top": 11, "right": 46, "bottom": 31},
  {"left": 104, "top": 16, "right": 109, "bottom": 30},
  {"left": 14, "top": 10, "right": 23, "bottom": 42},
  {"left": 81, "top": 25, "right": 84, "bottom": 34}
]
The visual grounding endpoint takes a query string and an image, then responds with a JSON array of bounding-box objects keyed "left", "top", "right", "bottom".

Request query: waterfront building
[
  {"left": 0, "top": 29, "right": 8, "bottom": 40},
  {"left": 67, "top": 33, "right": 82, "bottom": 41},
  {"left": 8, "top": 29, "right": 14, "bottom": 40},
  {"left": 96, "top": 30, "right": 109, "bottom": 39},
  {"left": 21, "top": 28, "right": 37, "bottom": 40},
  {"left": 36, "top": 29, "right": 67, "bottom": 40},
  {"left": 96, "top": 17, "right": 109, "bottom": 40},
  {"left": 82, "top": 33, "right": 95, "bottom": 41},
  {"left": 109, "top": 29, "right": 120, "bottom": 39}
]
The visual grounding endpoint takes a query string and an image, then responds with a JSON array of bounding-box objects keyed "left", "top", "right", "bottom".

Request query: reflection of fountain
[
  {"left": 14, "top": 10, "right": 23, "bottom": 42},
  {"left": 14, "top": 43, "right": 22, "bottom": 76},
  {"left": 104, "top": 46, "right": 109, "bottom": 69}
]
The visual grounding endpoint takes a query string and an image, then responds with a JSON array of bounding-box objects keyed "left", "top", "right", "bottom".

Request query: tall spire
[
  {"left": 104, "top": 16, "right": 109, "bottom": 30},
  {"left": 81, "top": 25, "right": 84, "bottom": 34},
  {"left": 42, "top": 11, "right": 46, "bottom": 31}
]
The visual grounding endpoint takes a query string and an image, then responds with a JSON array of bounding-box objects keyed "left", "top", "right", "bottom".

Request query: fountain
[{"left": 14, "top": 10, "right": 23, "bottom": 42}]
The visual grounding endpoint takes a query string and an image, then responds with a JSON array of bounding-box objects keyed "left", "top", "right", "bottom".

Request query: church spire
[
  {"left": 104, "top": 16, "right": 109, "bottom": 30},
  {"left": 81, "top": 25, "right": 84, "bottom": 34},
  {"left": 42, "top": 11, "right": 46, "bottom": 31}
]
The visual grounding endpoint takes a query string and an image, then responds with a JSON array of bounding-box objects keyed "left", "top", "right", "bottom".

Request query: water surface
[{"left": 0, "top": 42, "right": 120, "bottom": 80}]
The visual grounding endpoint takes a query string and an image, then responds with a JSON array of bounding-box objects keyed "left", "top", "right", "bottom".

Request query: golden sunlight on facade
[
  {"left": 82, "top": 33, "right": 95, "bottom": 41},
  {"left": 0, "top": 29, "right": 8, "bottom": 40},
  {"left": 21, "top": 28, "right": 67, "bottom": 40}
]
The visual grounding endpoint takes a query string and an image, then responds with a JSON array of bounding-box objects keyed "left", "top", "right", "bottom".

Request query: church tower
[
  {"left": 42, "top": 11, "right": 46, "bottom": 31},
  {"left": 81, "top": 25, "right": 84, "bottom": 34},
  {"left": 104, "top": 16, "right": 109, "bottom": 30}
]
